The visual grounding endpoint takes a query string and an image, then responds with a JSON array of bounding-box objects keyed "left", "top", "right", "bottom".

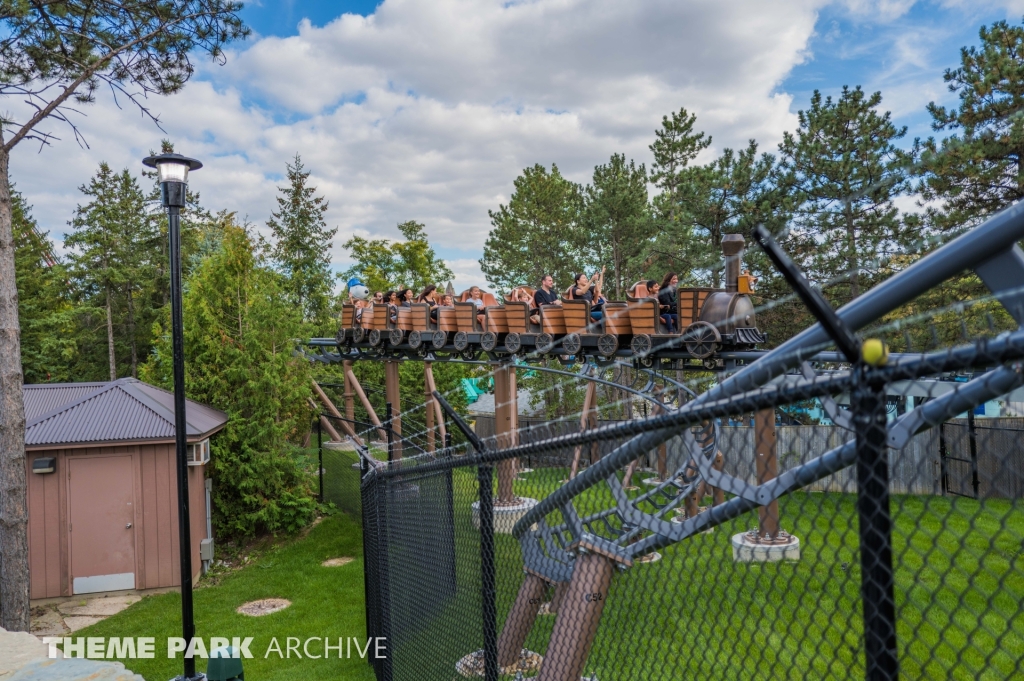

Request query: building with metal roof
[{"left": 25, "top": 379, "right": 227, "bottom": 600}]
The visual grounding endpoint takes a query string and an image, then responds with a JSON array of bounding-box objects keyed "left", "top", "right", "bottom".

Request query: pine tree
[
  {"left": 583, "top": 154, "right": 651, "bottom": 298},
  {"left": 918, "top": 20, "right": 1024, "bottom": 229},
  {"left": 12, "top": 189, "right": 75, "bottom": 383},
  {"left": 142, "top": 219, "right": 316, "bottom": 537},
  {"left": 777, "top": 87, "right": 913, "bottom": 305},
  {"left": 649, "top": 108, "right": 712, "bottom": 227},
  {"left": 65, "top": 163, "right": 155, "bottom": 380},
  {"left": 268, "top": 154, "right": 336, "bottom": 328},
  {"left": 480, "top": 164, "right": 586, "bottom": 292}
]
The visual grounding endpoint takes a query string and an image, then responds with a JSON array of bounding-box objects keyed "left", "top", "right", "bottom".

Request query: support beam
[
  {"left": 424, "top": 363, "right": 447, "bottom": 443},
  {"left": 755, "top": 408, "right": 780, "bottom": 539},
  {"left": 570, "top": 382, "right": 598, "bottom": 479},
  {"left": 494, "top": 365, "right": 517, "bottom": 504},
  {"left": 307, "top": 397, "right": 344, "bottom": 442},
  {"left": 385, "top": 361, "right": 402, "bottom": 461},
  {"left": 536, "top": 553, "right": 615, "bottom": 681},
  {"left": 312, "top": 381, "right": 363, "bottom": 446},
  {"left": 425, "top": 364, "right": 435, "bottom": 453},
  {"left": 497, "top": 573, "right": 546, "bottom": 668},
  {"left": 343, "top": 360, "right": 356, "bottom": 422},
  {"left": 344, "top": 365, "right": 388, "bottom": 442}
]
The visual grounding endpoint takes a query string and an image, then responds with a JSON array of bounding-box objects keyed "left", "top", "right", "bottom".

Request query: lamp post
[{"left": 143, "top": 152, "right": 204, "bottom": 681}]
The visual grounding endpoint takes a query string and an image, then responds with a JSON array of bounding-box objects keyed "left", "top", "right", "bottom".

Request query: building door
[{"left": 68, "top": 455, "right": 136, "bottom": 594}]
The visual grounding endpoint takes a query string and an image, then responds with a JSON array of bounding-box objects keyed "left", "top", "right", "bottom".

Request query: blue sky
[{"left": 11, "top": 0, "right": 1024, "bottom": 289}]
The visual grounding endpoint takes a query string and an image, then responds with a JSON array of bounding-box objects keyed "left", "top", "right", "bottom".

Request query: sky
[{"left": 11, "top": 0, "right": 1024, "bottom": 291}]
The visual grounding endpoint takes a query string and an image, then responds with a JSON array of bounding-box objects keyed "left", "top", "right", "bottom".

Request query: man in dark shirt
[{"left": 533, "top": 274, "right": 561, "bottom": 307}]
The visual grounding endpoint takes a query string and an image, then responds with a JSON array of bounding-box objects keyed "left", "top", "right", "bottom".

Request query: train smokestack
[{"left": 722, "top": 233, "right": 744, "bottom": 292}]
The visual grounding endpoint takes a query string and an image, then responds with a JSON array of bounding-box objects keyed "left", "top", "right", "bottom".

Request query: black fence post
[
  {"left": 939, "top": 422, "right": 948, "bottom": 495},
  {"left": 478, "top": 463, "right": 498, "bottom": 681},
  {"left": 317, "top": 416, "right": 323, "bottom": 503},
  {"left": 386, "top": 402, "right": 394, "bottom": 463},
  {"left": 967, "top": 409, "right": 980, "bottom": 498},
  {"left": 854, "top": 370, "right": 899, "bottom": 681}
]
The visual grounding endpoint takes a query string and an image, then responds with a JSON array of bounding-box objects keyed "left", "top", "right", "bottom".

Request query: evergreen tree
[
  {"left": 918, "top": 20, "right": 1024, "bottom": 229},
  {"left": 65, "top": 163, "right": 154, "bottom": 380},
  {"left": 777, "top": 86, "right": 913, "bottom": 305},
  {"left": 341, "top": 221, "right": 454, "bottom": 294},
  {"left": 12, "top": 189, "right": 76, "bottom": 383},
  {"left": 142, "top": 219, "right": 316, "bottom": 537},
  {"left": 480, "top": 164, "right": 586, "bottom": 292},
  {"left": 583, "top": 154, "right": 651, "bottom": 298},
  {"left": 268, "top": 154, "right": 336, "bottom": 328},
  {"left": 676, "top": 142, "right": 778, "bottom": 287},
  {"left": 649, "top": 108, "right": 712, "bottom": 227}
]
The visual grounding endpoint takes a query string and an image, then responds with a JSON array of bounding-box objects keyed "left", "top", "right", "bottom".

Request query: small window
[{"left": 187, "top": 439, "right": 210, "bottom": 466}]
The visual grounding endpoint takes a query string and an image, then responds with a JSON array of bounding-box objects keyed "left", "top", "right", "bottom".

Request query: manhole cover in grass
[
  {"left": 237, "top": 598, "right": 291, "bottom": 616},
  {"left": 322, "top": 557, "right": 354, "bottom": 567}
]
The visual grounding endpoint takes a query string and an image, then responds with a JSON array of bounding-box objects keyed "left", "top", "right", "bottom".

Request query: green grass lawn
[
  {"left": 385, "top": 466, "right": 1024, "bottom": 680},
  {"left": 76, "top": 512, "right": 376, "bottom": 681},
  {"left": 75, "top": 459, "right": 1024, "bottom": 681}
]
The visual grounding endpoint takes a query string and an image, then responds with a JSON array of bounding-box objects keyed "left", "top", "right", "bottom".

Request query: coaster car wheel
[
  {"left": 454, "top": 331, "right": 470, "bottom": 351},
  {"left": 504, "top": 332, "right": 522, "bottom": 355},
  {"left": 460, "top": 349, "right": 478, "bottom": 361},
  {"left": 537, "top": 333, "right": 555, "bottom": 353},
  {"left": 335, "top": 328, "right": 346, "bottom": 344},
  {"left": 480, "top": 331, "right": 498, "bottom": 352},
  {"left": 389, "top": 328, "right": 405, "bottom": 346},
  {"left": 352, "top": 327, "right": 366, "bottom": 344},
  {"left": 631, "top": 333, "right": 652, "bottom": 357},
  {"left": 432, "top": 330, "right": 448, "bottom": 349},
  {"left": 408, "top": 330, "right": 423, "bottom": 349},
  {"left": 562, "top": 333, "right": 582, "bottom": 356},
  {"left": 597, "top": 333, "right": 618, "bottom": 358},
  {"left": 683, "top": 321, "right": 721, "bottom": 359},
  {"left": 368, "top": 329, "right": 383, "bottom": 346}
]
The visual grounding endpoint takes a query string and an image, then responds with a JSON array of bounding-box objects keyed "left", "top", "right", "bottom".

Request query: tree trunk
[
  {"left": 127, "top": 287, "right": 137, "bottom": 378},
  {"left": 105, "top": 285, "right": 116, "bottom": 380},
  {"left": 0, "top": 140, "right": 30, "bottom": 632}
]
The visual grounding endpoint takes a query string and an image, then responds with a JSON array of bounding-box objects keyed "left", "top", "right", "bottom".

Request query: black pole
[
  {"left": 317, "top": 416, "right": 323, "bottom": 503},
  {"left": 967, "top": 409, "right": 980, "bottom": 498},
  {"left": 939, "top": 423, "right": 949, "bottom": 495},
  {"left": 168, "top": 197, "right": 199, "bottom": 681},
  {"left": 478, "top": 463, "right": 498, "bottom": 681},
  {"left": 386, "top": 402, "right": 394, "bottom": 464},
  {"left": 853, "top": 368, "right": 899, "bottom": 681}
]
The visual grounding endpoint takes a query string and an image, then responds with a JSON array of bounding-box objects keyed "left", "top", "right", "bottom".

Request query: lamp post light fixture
[{"left": 142, "top": 152, "right": 204, "bottom": 681}]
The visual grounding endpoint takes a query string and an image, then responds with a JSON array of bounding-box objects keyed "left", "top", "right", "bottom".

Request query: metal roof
[{"left": 24, "top": 378, "right": 228, "bottom": 448}]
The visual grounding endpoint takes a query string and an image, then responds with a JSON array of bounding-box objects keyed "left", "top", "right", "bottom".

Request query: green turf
[
  {"left": 74, "top": 512, "right": 376, "bottom": 681},
  {"left": 71, "top": 464, "right": 1024, "bottom": 680}
]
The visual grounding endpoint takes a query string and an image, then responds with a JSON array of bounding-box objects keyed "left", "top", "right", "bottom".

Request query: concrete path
[
  {"left": 30, "top": 595, "right": 141, "bottom": 638},
  {"left": 0, "top": 627, "right": 143, "bottom": 680}
]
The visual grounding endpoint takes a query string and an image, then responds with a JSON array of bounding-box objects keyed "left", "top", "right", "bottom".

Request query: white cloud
[{"left": 9, "top": 0, "right": 828, "bottom": 282}]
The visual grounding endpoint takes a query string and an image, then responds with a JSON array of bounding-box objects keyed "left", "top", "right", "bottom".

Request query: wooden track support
[
  {"left": 343, "top": 364, "right": 388, "bottom": 442},
  {"left": 569, "top": 382, "right": 599, "bottom": 479},
  {"left": 494, "top": 365, "right": 518, "bottom": 504},
  {"left": 312, "top": 381, "right": 364, "bottom": 447},
  {"left": 385, "top": 360, "right": 402, "bottom": 460}
]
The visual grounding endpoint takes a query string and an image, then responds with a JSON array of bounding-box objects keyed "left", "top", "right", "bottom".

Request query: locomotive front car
[{"left": 684, "top": 233, "right": 766, "bottom": 359}]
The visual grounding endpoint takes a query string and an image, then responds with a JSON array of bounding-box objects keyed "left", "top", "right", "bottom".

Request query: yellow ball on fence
[{"left": 861, "top": 338, "right": 889, "bottom": 367}]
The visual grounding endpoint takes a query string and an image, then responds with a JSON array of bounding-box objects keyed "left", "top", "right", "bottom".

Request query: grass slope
[{"left": 77, "top": 513, "right": 376, "bottom": 681}]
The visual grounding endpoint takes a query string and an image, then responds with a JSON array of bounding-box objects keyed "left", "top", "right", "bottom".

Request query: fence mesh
[{"left": 312, "top": 220, "right": 1024, "bottom": 681}]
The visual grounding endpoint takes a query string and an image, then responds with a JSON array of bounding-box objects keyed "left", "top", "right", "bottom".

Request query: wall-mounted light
[{"left": 32, "top": 457, "right": 55, "bottom": 474}]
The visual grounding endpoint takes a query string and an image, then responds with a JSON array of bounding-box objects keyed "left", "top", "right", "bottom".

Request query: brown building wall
[{"left": 27, "top": 443, "right": 209, "bottom": 600}]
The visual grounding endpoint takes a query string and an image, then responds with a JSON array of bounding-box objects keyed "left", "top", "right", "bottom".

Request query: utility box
[{"left": 200, "top": 538, "right": 215, "bottom": 562}]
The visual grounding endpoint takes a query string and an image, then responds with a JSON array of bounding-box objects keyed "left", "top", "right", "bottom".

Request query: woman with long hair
[
  {"left": 418, "top": 284, "right": 439, "bottom": 320},
  {"left": 568, "top": 271, "right": 606, "bottom": 323},
  {"left": 657, "top": 272, "right": 678, "bottom": 333}
]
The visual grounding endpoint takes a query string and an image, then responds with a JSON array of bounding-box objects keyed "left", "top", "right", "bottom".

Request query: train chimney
[{"left": 722, "top": 233, "right": 745, "bottom": 292}]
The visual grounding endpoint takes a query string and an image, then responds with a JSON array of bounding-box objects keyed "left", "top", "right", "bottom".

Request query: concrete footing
[
  {"left": 471, "top": 497, "right": 538, "bottom": 534},
  {"left": 731, "top": 531, "right": 801, "bottom": 562}
]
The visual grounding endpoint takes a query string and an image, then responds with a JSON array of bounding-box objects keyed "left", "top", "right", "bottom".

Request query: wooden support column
[
  {"left": 343, "top": 360, "right": 356, "bottom": 422},
  {"left": 344, "top": 364, "right": 388, "bottom": 442},
  {"left": 425, "top": 363, "right": 435, "bottom": 453},
  {"left": 537, "top": 553, "right": 615, "bottom": 681},
  {"left": 424, "top": 363, "right": 447, "bottom": 443},
  {"left": 569, "top": 382, "right": 598, "bottom": 479},
  {"left": 497, "top": 573, "right": 547, "bottom": 668},
  {"left": 755, "top": 408, "right": 780, "bottom": 539},
  {"left": 494, "top": 365, "right": 517, "bottom": 504},
  {"left": 385, "top": 361, "right": 402, "bottom": 461},
  {"left": 312, "top": 381, "right": 363, "bottom": 446}
]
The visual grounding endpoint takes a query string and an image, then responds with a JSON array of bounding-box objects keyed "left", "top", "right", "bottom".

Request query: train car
[{"left": 334, "top": 233, "right": 765, "bottom": 365}]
